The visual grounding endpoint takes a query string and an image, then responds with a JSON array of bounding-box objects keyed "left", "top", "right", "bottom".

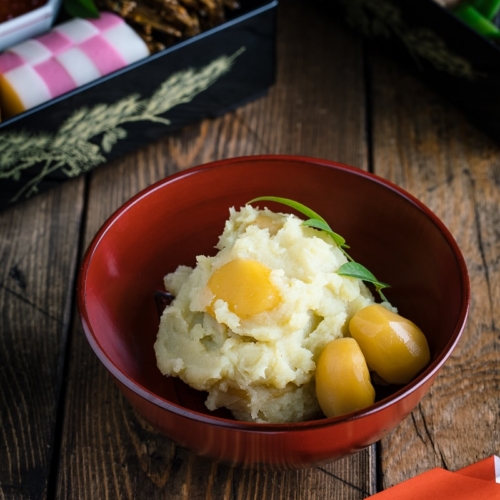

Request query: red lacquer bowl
[{"left": 78, "top": 155, "right": 470, "bottom": 469}]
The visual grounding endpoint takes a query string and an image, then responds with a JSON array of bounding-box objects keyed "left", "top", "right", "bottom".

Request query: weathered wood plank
[
  {"left": 56, "top": 1, "right": 375, "bottom": 498},
  {"left": 240, "top": 0, "right": 368, "bottom": 166},
  {"left": 0, "top": 179, "right": 85, "bottom": 500},
  {"left": 370, "top": 51, "right": 500, "bottom": 487}
]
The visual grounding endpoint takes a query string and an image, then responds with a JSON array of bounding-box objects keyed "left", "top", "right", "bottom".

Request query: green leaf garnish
[
  {"left": 337, "top": 262, "right": 390, "bottom": 303},
  {"left": 63, "top": 0, "right": 100, "bottom": 18},
  {"left": 250, "top": 196, "right": 328, "bottom": 224},
  {"left": 302, "top": 219, "right": 346, "bottom": 248},
  {"left": 249, "top": 196, "right": 348, "bottom": 249},
  {"left": 247, "top": 196, "right": 390, "bottom": 303}
]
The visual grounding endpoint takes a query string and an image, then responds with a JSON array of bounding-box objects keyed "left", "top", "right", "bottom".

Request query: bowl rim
[{"left": 78, "top": 154, "right": 470, "bottom": 432}]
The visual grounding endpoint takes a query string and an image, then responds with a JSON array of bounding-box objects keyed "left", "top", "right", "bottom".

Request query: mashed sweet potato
[{"left": 154, "top": 205, "right": 376, "bottom": 423}]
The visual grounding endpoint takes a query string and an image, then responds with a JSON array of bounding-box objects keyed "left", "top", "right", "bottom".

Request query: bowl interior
[{"left": 80, "top": 156, "right": 468, "bottom": 422}]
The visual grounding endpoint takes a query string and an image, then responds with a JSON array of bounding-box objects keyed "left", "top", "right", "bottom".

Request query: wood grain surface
[
  {"left": 0, "top": 0, "right": 498, "bottom": 499},
  {"left": 56, "top": 2, "right": 374, "bottom": 499},
  {"left": 370, "top": 51, "right": 500, "bottom": 488}
]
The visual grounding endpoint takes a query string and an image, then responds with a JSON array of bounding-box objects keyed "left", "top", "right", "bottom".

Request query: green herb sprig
[
  {"left": 452, "top": 0, "right": 500, "bottom": 38},
  {"left": 248, "top": 196, "right": 390, "bottom": 303}
]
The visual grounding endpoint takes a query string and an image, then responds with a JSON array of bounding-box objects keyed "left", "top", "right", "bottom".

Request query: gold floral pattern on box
[{"left": 0, "top": 47, "right": 245, "bottom": 204}]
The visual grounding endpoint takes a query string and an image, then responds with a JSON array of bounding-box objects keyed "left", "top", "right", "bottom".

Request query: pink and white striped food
[{"left": 0, "top": 12, "right": 149, "bottom": 119}]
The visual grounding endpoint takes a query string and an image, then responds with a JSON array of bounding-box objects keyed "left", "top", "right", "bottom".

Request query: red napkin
[{"left": 369, "top": 456, "right": 500, "bottom": 499}]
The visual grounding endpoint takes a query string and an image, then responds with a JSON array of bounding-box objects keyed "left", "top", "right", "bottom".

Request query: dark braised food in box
[{"left": 96, "top": 0, "right": 240, "bottom": 52}]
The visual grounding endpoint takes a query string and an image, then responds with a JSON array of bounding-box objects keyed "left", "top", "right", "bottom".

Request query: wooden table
[{"left": 1, "top": 1, "right": 499, "bottom": 498}]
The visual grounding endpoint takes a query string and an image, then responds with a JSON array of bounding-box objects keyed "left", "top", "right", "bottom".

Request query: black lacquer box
[
  {"left": 326, "top": 0, "right": 500, "bottom": 146},
  {"left": 0, "top": 0, "right": 277, "bottom": 212}
]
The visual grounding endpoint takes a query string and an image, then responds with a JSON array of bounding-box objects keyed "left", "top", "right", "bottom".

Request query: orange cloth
[{"left": 369, "top": 456, "right": 500, "bottom": 499}]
